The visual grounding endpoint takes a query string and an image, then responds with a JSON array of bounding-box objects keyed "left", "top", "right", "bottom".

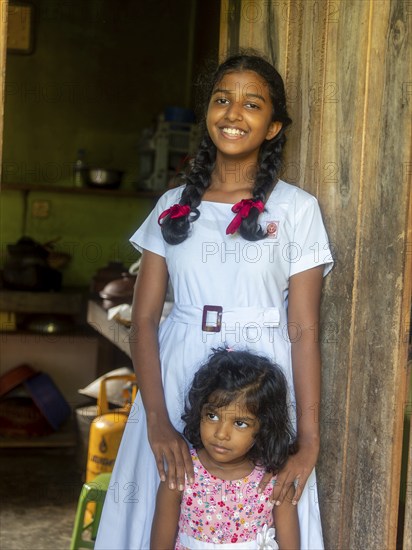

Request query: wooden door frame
[
  {"left": 0, "top": 0, "right": 9, "bottom": 180},
  {"left": 219, "top": 0, "right": 412, "bottom": 547}
]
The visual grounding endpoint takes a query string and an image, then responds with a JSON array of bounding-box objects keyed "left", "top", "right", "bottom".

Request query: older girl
[{"left": 95, "top": 53, "right": 333, "bottom": 550}]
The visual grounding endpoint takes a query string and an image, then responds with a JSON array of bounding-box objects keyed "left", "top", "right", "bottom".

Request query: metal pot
[
  {"left": 7, "top": 236, "right": 49, "bottom": 261},
  {"left": 91, "top": 261, "right": 129, "bottom": 294},
  {"left": 3, "top": 237, "right": 62, "bottom": 291},
  {"left": 84, "top": 168, "right": 123, "bottom": 189},
  {"left": 99, "top": 274, "right": 136, "bottom": 301}
]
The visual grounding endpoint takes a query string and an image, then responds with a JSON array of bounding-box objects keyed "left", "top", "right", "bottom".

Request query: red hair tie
[
  {"left": 158, "top": 204, "right": 191, "bottom": 225},
  {"left": 226, "top": 199, "right": 265, "bottom": 235}
]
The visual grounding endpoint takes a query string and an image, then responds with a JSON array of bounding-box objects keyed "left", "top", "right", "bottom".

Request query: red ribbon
[
  {"left": 226, "top": 199, "right": 265, "bottom": 235},
  {"left": 158, "top": 204, "right": 191, "bottom": 225}
]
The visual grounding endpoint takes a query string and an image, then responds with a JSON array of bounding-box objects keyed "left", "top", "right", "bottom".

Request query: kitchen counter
[
  {"left": 87, "top": 300, "right": 132, "bottom": 358},
  {"left": 86, "top": 300, "right": 173, "bottom": 360}
]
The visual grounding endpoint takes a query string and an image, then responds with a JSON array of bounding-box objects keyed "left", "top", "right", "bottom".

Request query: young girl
[
  {"left": 95, "top": 53, "right": 333, "bottom": 550},
  {"left": 151, "top": 349, "right": 300, "bottom": 550}
]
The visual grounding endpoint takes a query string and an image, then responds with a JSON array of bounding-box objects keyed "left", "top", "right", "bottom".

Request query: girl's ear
[{"left": 265, "top": 121, "right": 282, "bottom": 141}]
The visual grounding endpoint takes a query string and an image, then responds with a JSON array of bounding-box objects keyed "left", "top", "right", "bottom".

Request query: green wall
[
  {"left": 1, "top": 0, "right": 198, "bottom": 286},
  {"left": 1, "top": 190, "right": 152, "bottom": 286},
  {"left": 3, "top": 0, "right": 196, "bottom": 186}
]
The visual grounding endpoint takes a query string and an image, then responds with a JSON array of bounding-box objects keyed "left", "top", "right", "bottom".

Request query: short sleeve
[
  {"left": 288, "top": 195, "right": 334, "bottom": 278},
  {"left": 129, "top": 186, "right": 184, "bottom": 257}
]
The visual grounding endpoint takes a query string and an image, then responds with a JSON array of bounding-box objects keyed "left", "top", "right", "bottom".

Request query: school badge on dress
[{"left": 265, "top": 221, "right": 279, "bottom": 238}]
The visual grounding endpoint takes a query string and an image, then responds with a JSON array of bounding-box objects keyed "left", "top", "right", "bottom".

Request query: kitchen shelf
[
  {"left": 1, "top": 183, "right": 162, "bottom": 198},
  {"left": 0, "top": 288, "right": 85, "bottom": 315},
  {"left": 0, "top": 288, "right": 94, "bottom": 335}
]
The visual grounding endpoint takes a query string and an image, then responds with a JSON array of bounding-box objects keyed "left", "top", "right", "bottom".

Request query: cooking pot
[
  {"left": 3, "top": 236, "right": 62, "bottom": 291},
  {"left": 91, "top": 261, "right": 130, "bottom": 293},
  {"left": 84, "top": 168, "right": 123, "bottom": 189},
  {"left": 7, "top": 236, "right": 49, "bottom": 262},
  {"left": 99, "top": 274, "right": 136, "bottom": 301}
]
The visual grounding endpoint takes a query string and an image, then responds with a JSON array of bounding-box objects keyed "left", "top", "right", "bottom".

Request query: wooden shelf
[
  {"left": 1, "top": 183, "right": 162, "bottom": 198},
  {"left": 0, "top": 288, "right": 85, "bottom": 315}
]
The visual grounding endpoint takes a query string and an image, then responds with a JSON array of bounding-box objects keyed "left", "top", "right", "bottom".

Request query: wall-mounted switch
[{"left": 32, "top": 200, "right": 50, "bottom": 218}]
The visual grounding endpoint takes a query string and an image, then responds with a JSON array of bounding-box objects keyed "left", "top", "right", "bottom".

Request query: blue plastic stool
[{"left": 70, "top": 473, "right": 111, "bottom": 550}]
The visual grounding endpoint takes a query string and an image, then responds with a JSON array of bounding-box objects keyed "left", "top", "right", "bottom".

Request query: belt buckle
[{"left": 202, "top": 305, "right": 223, "bottom": 333}]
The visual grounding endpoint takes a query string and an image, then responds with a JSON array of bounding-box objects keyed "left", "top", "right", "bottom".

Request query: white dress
[{"left": 95, "top": 180, "right": 333, "bottom": 550}]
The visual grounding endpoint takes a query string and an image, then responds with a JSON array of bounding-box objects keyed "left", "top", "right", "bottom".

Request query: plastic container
[
  {"left": 0, "top": 364, "right": 37, "bottom": 398},
  {"left": 76, "top": 404, "right": 99, "bottom": 472},
  {"left": 24, "top": 373, "right": 71, "bottom": 430}
]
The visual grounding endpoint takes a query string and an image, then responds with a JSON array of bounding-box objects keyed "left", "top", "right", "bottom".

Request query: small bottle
[{"left": 73, "top": 149, "right": 87, "bottom": 187}]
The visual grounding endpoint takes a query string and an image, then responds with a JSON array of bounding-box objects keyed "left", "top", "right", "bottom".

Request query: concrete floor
[
  {"left": 0, "top": 447, "right": 83, "bottom": 550},
  {"left": 1, "top": 447, "right": 408, "bottom": 549}
]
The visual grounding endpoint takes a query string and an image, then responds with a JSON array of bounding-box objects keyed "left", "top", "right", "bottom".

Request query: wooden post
[
  {"left": 403, "top": 403, "right": 412, "bottom": 547},
  {"left": 220, "top": 0, "right": 412, "bottom": 547},
  {"left": 0, "top": 0, "right": 9, "bottom": 180}
]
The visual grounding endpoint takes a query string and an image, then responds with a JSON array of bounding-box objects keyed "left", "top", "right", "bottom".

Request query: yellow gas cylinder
[
  {"left": 84, "top": 374, "right": 137, "bottom": 524},
  {"left": 86, "top": 374, "right": 137, "bottom": 483}
]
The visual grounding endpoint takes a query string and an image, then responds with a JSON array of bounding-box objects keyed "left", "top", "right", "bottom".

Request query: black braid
[
  {"left": 160, "top": 133, "right": 216, "bottom": 244},
  {"left": 160, "top": 51, "right": 291, "bottom": 245},
  {"left": 239, "top": 130, "right": 287, "bottom": 241},
  {"left": 180, "top": 133, "right": 216, "bottom": 213}
]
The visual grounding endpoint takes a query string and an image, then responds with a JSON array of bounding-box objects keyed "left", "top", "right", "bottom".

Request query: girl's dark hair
[
  {"left": 182, "top": 348, "right": 295, "bottom": 473},
  {"left": 160, "top": 51, "right": 292, "bottom": 244}
]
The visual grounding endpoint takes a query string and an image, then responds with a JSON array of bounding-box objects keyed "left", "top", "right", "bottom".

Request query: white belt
[{"left": 169, "top": 304, "right": 280, "bottom": 333}]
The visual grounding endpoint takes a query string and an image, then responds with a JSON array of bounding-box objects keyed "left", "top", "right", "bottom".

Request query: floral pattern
[{"left": 175, "top": 450, "right": 276, "bottom": 549}]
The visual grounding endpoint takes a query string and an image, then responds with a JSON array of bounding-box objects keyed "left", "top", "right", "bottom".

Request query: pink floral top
[{"left": 175, "top": 449, "right": 276, "bottom": 549}]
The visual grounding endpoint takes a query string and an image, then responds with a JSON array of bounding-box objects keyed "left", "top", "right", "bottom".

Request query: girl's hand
[
  {"left": 147, "top": 416, "right": 194, "bottom": 491},
  {"left": 258, "top": 442, "right": 319, "bottom": 505}
]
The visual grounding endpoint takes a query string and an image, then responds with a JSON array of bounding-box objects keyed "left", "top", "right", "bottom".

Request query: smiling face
[
  {"left": 199, "top": 396, "right": 260, "bottom": 469},
  {"left": 206, "top": 70, "right": 282, "bottom": 164}
]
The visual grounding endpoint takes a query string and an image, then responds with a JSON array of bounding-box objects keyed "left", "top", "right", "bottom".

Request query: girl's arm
[
  {"left": 259, "top": 264, "right": 324, "bottom": 502},
  {"left": 130, "top": 250, "right": 194, "bottom": 489},
  {"left": 275, "top": 264, "right": 324, "bottom": 504},
  {"left": 273, "top": 484, "right": 300, "bottom": 549},
  {"left": 150, "top": 481, "right": 182, "bottom": 549}
]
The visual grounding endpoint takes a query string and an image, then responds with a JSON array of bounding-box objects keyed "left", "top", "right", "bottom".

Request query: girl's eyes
[
  {"left": 216, "top": 97, "right": 229, "bottom": 105},
  {"left": 234, "top": 420, "right": 249, "bottom": 428},
  {"left": 205, "top": 413, "right": 249, "bottom": 428},
  {"left": 214, "top": 98, "right": 260, "bottom": 110}
]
